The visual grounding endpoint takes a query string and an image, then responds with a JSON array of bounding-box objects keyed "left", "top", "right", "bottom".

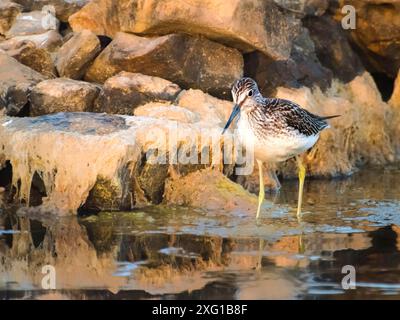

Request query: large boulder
[
  {"left": 303, "top": 15, "right": 364, "bottom": 83},
  {"left": 332, "top": 0, "right": 400, "bottom": 77},
  {"left": 0, "top": 112, "right": 222, "bottom": 213},
  {"left": 5, "top": 10, "right": 59, "bottom": 38},
  {"left": 0, "top": 52, "right": 47, "bottom": 116},
  {"left": 55, "top": 29, "right": 101, "bottom": 80},
  {"left": 0, "top": 1, "right": 22, "bottom": 36},
  {"left": 2, "top": 40, "right": 56, "bottom": 77},
  {"left": 85, "top": 32, "right": 243, "bottom": 98},
  {"left": 30, "top": 78, "right": 101, "bottom": 116},
  {"left": 93, "top": 71, "right": 182, "bottom": 115},
  {"left": 244, "top": 27, "right": 332, "bottom": 96},
  {"left": 69, "top": 0, "right": 301, "bottom": 60},
  {"left": 13, "top": 0, "right": 90, "bottom": 22},
  {"left": 68, "top": 0, "right": 122, "bottom": 37},
  {"left": 0, "top": 30, "right": 63, "bottom": 51},
  {"left": 164, "top": 168, "right": 257, "bottom": 213}
]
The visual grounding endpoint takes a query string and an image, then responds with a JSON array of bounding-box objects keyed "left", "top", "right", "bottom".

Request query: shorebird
[{"left": 222, "top": 77, "right": 339, "bottom": 219}]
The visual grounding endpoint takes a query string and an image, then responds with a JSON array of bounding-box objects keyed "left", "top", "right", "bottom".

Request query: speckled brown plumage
[{"left": 232, "top": 77, "right": 339, "bottom": 138}]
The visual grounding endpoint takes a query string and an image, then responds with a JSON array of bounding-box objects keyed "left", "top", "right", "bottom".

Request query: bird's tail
[{"left": 321, "top": 115, "right": 341, "bottom": 120}]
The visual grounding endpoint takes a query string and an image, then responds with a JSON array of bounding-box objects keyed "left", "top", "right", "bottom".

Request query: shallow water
[{"left": 1, "top": 165, "right": 400, "bottom": 300}]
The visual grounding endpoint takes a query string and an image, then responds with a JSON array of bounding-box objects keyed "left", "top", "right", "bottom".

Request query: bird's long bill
[{"left": 222, "top": 104, "right": 240, "bottom": 135}]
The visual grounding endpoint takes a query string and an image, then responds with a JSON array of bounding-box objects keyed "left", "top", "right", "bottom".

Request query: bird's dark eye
[{"left": 248, "top": 90, "right": 253, "bottom": 97}]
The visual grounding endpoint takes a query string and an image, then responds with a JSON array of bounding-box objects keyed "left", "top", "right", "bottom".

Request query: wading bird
[{"left": 222, "top": 77, "right": 338, "bottom": 219}]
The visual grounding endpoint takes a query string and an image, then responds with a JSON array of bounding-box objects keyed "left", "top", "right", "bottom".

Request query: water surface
[{"left": 1, "top": 165, "right": 400, "bottom": 299}]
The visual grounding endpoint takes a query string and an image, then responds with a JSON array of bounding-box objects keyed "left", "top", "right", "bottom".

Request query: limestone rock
[
  {"left": 164, "top": 168, "right": 257, "bottom": 213},
  {"left": 69, "top": 0, "right": 301, "bottom": 60},
  {"left": 55, "top": 29, "right": 101, "bottom": 80},
  {"left": 85, "top": 32, "right": 243, "bottom": 98},
  {"left": 304, "top": 15, "right": 364, "bottom": 83},
  {"left": 134, "top": 103, "right": 199, "bottom": 124},
  {"left": 244, "top": 27, "right": 332, "bottom": 96},
  {"left": 0, "top": 30, "right": 63, "bottom": 51},
  {"left": 273, "top": 0, "right": 329, "bottom": 16},
  {"left": 134, "top": 87, "right": 233, "bottom": 127},
  {"left": 0, "top": 1, "right": 22, "bottom": 36},
  {"left": 390, "top": 69, "right": 400, "bottom": 109},
  {"left": 0, "top": 112, "right": 221, "bottom": 213},
  {"left": 93, "top": 72, "right": 182, "bottom": 115},
  {"left": 13, "top": 0, "right": 90, "bottom": 22},
  {"left": 2, "top": 40, "right": 56, "bottom": 77},
  {"left": 0, "top": 52, "right": 47, "bottom": 116},
  {"left": 175, "top": 89, "right": 232, "bottom": 127},
  {"left": 333, "top": 0, "right": 400, "bottom": 77},
  {"left": 389, "top": 69, "right": 400, "bottom": 154},
  {"left": 6, "top": 10, "right": 59, "bottom": 38},
  {"left": 30, "top": 78, "right": 100, "bottom": 116},
  {"left": 68, "top": 0, "right": 121, "bottom": 38},
  {"left": 0, "top": 112, "right": 136, "bottom": 213}
]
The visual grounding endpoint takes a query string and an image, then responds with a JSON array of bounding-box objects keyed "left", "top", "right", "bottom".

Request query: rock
[
  {"left": 55, "top": 29, "right": 101, "bottom": 80},
  {"left": 0, "top": 30, "right": 63, "bottom": 51},
  {"left": 134, "top": 103, "right": 199, "bottom": 124},
  {"left": 390, "top": 69, "right": 400, "bottom": 108},
  {"left": 175, "top": 89, "right": 232, "bottom": 127},
  {"left": 389, "top": 69, "right": 400, "bottom": 154},
  {"left": 0, "top": 51, "right": 47, "bottom": 116},
  {"left": 93, "top": 71, "right": 182, "bottom": 115},
  {"left": 244, "top": 27, "right": 332, "bottom": 96},
  {"left": 13, "top": 0, "right": 90, "bottom": 22},
  {"left": 5, "top": 10, "right": 59, "bottom": 38},
  {"left": 332, "top": 0, "right": 400, "bottom": 77},
  {"left": 0, "top": 1, "right": 22, "bottom": 36},
  {"left": 273, "top": 0, "right": 329, "bottom": 16},
  {"left": 164, "top": 168, "right": 257, "bottom": 213},
  {"left": 85, "top": 32, "right": 243, "bottom": 98},
  {"left": 30, "top": 78, "right": 101, "bottom": 116},
  {"left": 0, "top": 112, "right": 221, "bottom": 213},
  {"left": 69, "top": 0, "right": 301, "bottom": 60},
  {"left": 303, "top": 15, "right": 364, "bottom": 83},
  {"left": 0, "top": 112, "right": 136, "bottom": 213},
  {"left": 68, "top": 0, "right": 122, "bottom": 38},
  {"left": 3, "top": 40, "right": 56, "bottom": 77}
]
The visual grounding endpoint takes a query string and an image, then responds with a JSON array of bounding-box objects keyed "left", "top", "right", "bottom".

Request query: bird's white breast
[{"left": 237, "top": 115, "right": 320, "bottom": 163}]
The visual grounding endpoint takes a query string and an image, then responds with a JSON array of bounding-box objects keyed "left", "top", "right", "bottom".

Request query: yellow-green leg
[
  {"left": 256, "top": 159, "right": 264, "bottom": 219},
  {"left": 296, "top": 156, "right": 306, "bottom": 220}
]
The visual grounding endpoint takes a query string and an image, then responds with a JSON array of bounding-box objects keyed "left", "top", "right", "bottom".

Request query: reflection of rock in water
[
  {"left": 1, "top": 208, "right": 400, "bottom": 299},
  {"left": 298, "top": 226, "right": 400, "bottom": 299},
  {"left": 0, "top": 213, "right": 124, "bottom": 293}
]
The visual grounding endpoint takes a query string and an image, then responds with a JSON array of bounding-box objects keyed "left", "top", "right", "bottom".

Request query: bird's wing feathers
[{"left": 263, "top": 98, "right": 330, "bottom": 136}]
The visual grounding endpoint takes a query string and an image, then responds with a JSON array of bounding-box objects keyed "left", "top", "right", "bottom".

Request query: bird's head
[{"left": 222, "top": 77, "right": 260, "bottom": 134}]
